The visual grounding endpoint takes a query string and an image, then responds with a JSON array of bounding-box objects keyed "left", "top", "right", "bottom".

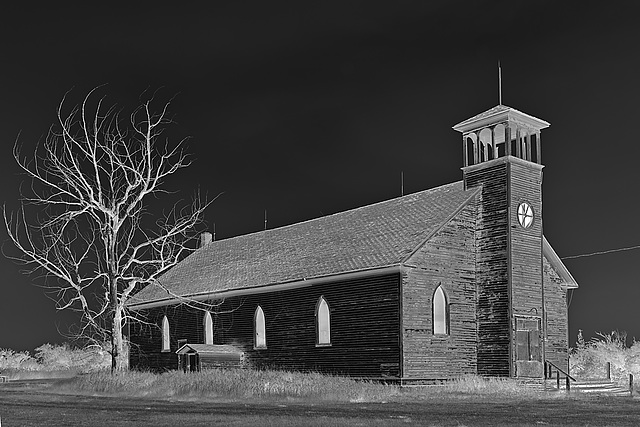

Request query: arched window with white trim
[
  {"left": 254, "top": 305, "right": 266, "bottom": 349},
  {"left": 162, "top": 315, "right": 170, "bottom": 351},
  {"left": 204, "top": 312, "right": 213, "bottom": 345},
  {"left": 433, "top": 285, "right": 450, "bottom": 335},
  {"left": 316, "top": 296, "right": 331, "bottom": 346}
]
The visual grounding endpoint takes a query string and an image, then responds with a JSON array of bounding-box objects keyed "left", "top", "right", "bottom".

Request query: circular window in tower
[{"left": 517, "top": 202, "right": 534, "bottom": 228}]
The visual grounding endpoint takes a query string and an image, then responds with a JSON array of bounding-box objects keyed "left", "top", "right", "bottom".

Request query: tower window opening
[
  {"left": 465, "top": 135, "right": 476, "bottom": 166},
  {"left": 494, "top": 124, "right": 506, "bottom": 158},
  {"left": 479, "top": 128, "right": 492, "bottom": 163},
  {"left": 519, "top": 131, "right": 529, "bottom": 161},
  {"left": 530, "top": 133, "right": 539, "bottom": 164}
]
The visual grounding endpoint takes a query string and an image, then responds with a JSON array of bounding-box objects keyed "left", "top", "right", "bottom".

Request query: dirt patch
[{"left": 1, "top": 380, "right": 640, "bottom": 426}]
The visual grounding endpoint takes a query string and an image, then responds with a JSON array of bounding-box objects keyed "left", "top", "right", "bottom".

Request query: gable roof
[
  {"left": 543, "top": 236, "right": 579, "bottom": 289},
  {"left": 175, "top": 344, "right": 243, "bottom": 355},
  {"left": 129, "top": 181, "right": 480, "bottom": 307}
]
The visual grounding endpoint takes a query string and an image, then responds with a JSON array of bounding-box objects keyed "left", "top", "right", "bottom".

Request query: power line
[{"left": 560, "top": 244, "right": 640, "bottom": 260}]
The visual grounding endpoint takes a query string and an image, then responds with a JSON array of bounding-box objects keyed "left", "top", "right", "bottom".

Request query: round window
[{"left": 517, "top": 202, "right": 534, "bottom": 228}]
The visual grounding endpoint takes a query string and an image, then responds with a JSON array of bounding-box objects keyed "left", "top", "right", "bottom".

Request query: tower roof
[{"left": 453, "top": 105, "right": 550, "bottom": 134}]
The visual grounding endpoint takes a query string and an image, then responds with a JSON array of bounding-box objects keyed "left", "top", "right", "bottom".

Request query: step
[{"left": 554, "top": 379, "right": 632, "bottom": 396}]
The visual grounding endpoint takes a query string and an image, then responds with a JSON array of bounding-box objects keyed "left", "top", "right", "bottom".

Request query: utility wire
[{"left": 560, "top": 244, "right": 640, "bottom": 260}]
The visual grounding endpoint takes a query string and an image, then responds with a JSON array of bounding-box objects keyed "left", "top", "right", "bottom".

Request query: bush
[
  {"left": 570, "top": 330, "right": 640, "bottom": 389},
  {"left": 0, "top": 348, "right": 37, "bottom": 371},
  {"left": 0, "top": 343, "right": 110, "bottom": 377}
]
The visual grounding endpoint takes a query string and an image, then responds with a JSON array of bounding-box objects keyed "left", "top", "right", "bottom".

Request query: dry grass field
[{"left": 2, "top": 377, "right": 640, "bottom": 426}]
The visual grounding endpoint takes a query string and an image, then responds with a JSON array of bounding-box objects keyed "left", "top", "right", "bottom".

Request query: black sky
[{"left": 1, "top": 1, "right": 639, "bottom": 351}]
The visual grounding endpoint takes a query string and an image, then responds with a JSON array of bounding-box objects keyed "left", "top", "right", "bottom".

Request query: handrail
[{"left": 545, "top": 360, "right": 576, "bottom": 382}]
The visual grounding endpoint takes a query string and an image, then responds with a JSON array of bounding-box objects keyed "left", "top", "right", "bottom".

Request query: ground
[{"left": 1, "top": 380, "right": 640, "bottom": 426}]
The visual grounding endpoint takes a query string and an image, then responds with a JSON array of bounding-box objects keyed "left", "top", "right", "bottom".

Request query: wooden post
[
  {"left": 606, "top": 362, "right": 611, "bottom": 380},
  {"left": 463, "top": 138, "right": 468, "bottom": 167},
  {"left": 630, "top": 374, "right": 634, "bottom": 397},
  {"left": 566, "top": 375, "right": 571, "bottom": 392},
  {"left": 556, "top": 371, "right": 560, "bottom": 389}
]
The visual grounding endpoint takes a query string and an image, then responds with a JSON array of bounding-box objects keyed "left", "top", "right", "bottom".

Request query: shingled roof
[{"left": 129, "top": 181, "right": 480, "bottom": 306}]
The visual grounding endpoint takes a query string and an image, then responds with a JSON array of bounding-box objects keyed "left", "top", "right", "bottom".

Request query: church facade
[{"left": 127, "top": 104, "right": 578, "bottom": 381}]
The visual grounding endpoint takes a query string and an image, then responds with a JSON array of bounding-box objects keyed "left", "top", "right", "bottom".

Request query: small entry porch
[{"left": 176, "top": 344, "right": 245, "bottom": 372}]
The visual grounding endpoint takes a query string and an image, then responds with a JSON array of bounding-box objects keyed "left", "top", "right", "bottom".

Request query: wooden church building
[{"left": 128, "top": 103, "right": 578, "bottom": 381}]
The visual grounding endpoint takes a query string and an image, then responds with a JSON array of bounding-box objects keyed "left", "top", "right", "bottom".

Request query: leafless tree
[{"left": 3, "top": 87, "right": 211, "bottom": 372}]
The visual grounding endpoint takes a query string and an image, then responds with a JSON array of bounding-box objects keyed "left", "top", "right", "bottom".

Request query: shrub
[
  {"left": 570, "top": 330, "right": 640, "bottom": 389},
  {"left": 0, "top": 343, "right": 110, "bottom": 377},
  {"left": 0, "top": 348, "right": 37, "bottom": 371}
]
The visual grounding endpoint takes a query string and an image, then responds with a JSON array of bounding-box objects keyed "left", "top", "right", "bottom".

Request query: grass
[
  {"left": 54, "top": 368, "right": 399, "bottom": 402},
  {"left": 51, "top": 368, "right": 562, "bottom": 403}
]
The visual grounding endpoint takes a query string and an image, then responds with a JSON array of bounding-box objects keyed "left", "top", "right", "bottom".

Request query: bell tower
[{"left": 453, "top": 105, "right": 549, "bottom": 378}]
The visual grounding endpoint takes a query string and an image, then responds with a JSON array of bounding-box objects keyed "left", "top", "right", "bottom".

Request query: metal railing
[{"left": 544, "top": 360, "right": 576, "bottom": 390}]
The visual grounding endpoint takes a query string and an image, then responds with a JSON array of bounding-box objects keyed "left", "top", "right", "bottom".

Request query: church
[{"left": 127, "top": 102, "right": 578, "bottom": 381}]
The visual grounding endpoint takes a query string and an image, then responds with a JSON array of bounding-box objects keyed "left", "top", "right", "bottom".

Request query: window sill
[
  {"left": 315, "top": 343, "right": 332, "bottom": 348},
  {"left": 161, "top": 349, "right": 171, "bottom": 353},
  {"left": 254, "top": 346, "right": 267, "bottom": 350}
]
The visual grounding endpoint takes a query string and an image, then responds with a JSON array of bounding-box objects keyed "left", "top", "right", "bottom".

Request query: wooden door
[{"left": 515, "top": 317, "right": 542, "bottom": 377}]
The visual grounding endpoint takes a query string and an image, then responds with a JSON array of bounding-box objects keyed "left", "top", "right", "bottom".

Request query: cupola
[{"left": 452, "top": 105, "right": 550, "bottom": 167}]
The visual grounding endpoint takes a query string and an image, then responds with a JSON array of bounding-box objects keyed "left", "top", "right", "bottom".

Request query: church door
[{"left": 515, "top": 317, "right": 543, "bottom": 377}]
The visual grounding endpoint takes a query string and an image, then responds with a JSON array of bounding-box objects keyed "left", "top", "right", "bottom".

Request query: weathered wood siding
[
  {"left": 130, "top": 274, "right": 401, "bottom": 377},
  {"left": 402, "top": 199, "right": 478, "bottom": 379},
  {"left": 464, "top": 161, "right": 511, "bottom": 377},
  {"left": 543, "top": 256, "right": 569, "bottom": 371},
  {"left": 508, "top": 161, "right": 543, "bottom": 317},
  {"left": 508, "top": 161, "right": 544, "bottom": 374}
]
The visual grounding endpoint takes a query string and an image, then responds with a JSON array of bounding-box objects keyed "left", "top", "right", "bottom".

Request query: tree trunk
[{"left": 111, "top": 304, "right": 129, "bottom": 372}]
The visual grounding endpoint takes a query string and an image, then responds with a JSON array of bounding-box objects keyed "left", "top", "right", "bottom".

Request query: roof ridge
[{"left": 202, "top": 180, "right": 464, "bottom": 246}]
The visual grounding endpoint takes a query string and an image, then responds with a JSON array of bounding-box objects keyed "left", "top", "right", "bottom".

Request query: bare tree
[{"left": 3, "top": 87, "right": 210, "bottom": 372}]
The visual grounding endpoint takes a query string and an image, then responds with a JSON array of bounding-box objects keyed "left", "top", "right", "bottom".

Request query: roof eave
[
  {"left": 128, "top": 264, "right": 405, "bottom": 311},
  {"left": 543, "top": 236, "right": 579, "bottom": 289},
  {"left": 453, "top": 105, "right": 550, "bottom": 134}
]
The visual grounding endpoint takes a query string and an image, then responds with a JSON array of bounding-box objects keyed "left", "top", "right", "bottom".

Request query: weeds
[
  {"left": 570, "top": 330, "right": 640, "bottom": 391},
  {"left": 55, "top": 368, "right": 399, "bottom": 402},
  {"left": 0, "top": 343, "right": 110, "bottom": 379}
]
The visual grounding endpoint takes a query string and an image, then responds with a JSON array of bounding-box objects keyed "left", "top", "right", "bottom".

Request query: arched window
[
  {"left": 479, "top": 128, "right": 492, "bottom": 162},
  {"left": 493, "top": 124, "right": 506, "bottom": 158},
  {"left": 465, "top": 133, "right": 477, "bottom": 166},
  {"left": 254, "top": 305, "right": 266, "bottom": 349},
  {"left": 203, "top": 312, "right": 213, "bottom": 345},
  {"left": 316, "top": 296, "right": 331, "bottom": 346},
  {"left": 162, "top": 315, "right": 170, "bottom": 351},
  {"left": 519, "top": 129, "right": 529, "bottom": 160},
  {"left": 433, "top": 285, "right": 450, "bottom": 335}
]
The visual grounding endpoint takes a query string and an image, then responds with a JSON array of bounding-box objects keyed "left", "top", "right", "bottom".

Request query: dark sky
[{"left": 1, "top": 1, "right": 639, "bottom": 352}]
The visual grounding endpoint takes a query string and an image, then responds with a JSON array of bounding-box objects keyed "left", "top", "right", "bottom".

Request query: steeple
[
  {"left": 453, "top": 105, "right": 549, "bottom": 168},
  {"left": 452, "top": 103, "right": 549, "bottom": 378}
]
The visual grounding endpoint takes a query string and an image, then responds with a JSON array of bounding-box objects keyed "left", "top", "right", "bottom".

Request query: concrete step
[{"left": 555, "top": 379, "right": 632, "bottom": 396}]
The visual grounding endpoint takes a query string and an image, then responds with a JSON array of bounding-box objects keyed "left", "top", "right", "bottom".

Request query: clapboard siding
[
  {"left": 509, "top": 162, "right": 543, "bottom": 316},
  {"left": 130, "top": 273, "right": 401, "bottom": 377},
  {"left": 464, "top": 161, "right": 511, "bottom": 377},
  {"left": 402, "top": 199, "right": 478, "bottom": 378},
  {"left": 543, "top": 256, "right": 569, "bottom": 371}
]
